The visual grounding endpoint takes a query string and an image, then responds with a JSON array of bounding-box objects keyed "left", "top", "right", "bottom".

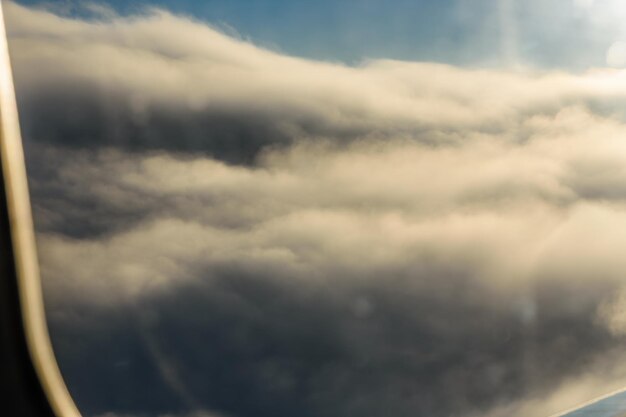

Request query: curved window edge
[{"left": 0, "top": 1, "right": 81, "bottom": 416}]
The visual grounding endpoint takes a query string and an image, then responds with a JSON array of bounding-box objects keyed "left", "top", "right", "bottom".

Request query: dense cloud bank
[
  {"left": 10, "top": 2, "right": 626, "bottom": 163},
  {"left": 8, "top": 2, "right": 626, "bottom": 417}
]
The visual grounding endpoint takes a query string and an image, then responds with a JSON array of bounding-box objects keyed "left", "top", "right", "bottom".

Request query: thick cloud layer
[
  {"left": 8, "top": 2, "right": 626, "bottom": 417},
  {"left": 35, "top": 143, "right": 626, "bottom": 417},
  {"left": 10, "top": 2, "right": 626, "bottom": 163}
]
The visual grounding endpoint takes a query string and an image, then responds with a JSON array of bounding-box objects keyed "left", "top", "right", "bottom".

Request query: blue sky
[{"left": 13, "top": 0, "right": 624, "bottom": 69}]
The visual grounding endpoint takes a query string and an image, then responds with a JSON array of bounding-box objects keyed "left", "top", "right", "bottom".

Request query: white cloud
[
  {"left": 9, "top": 0, "right": 626, "bottom": 142},
  {"left": 9, "top": 2, "right": 626, "bottom": 416}
]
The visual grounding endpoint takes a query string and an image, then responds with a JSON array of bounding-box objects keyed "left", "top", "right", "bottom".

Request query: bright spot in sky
[
  {"left": 574, "top": 0, "right": 595, "bottom": 10},
  {"left": 606, "top": 41, "right": 626, "bottom": 67}
]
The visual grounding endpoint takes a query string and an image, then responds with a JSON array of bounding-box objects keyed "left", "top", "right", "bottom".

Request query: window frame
[{"left": 0, "top": 1, "right": 80, "bottom": 416}]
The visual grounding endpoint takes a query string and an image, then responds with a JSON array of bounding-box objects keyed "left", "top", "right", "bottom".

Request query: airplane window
[{"left": 6, "top": 0, "right": 626, "bottom": 416}]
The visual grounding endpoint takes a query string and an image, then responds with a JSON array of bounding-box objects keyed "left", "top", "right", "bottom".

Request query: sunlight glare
[
  {"left": 607, "top": 41, "right": 626, "bottom": 67},
  {"left": 573, "top": 0, "right": 594, "bottom": 10}
]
